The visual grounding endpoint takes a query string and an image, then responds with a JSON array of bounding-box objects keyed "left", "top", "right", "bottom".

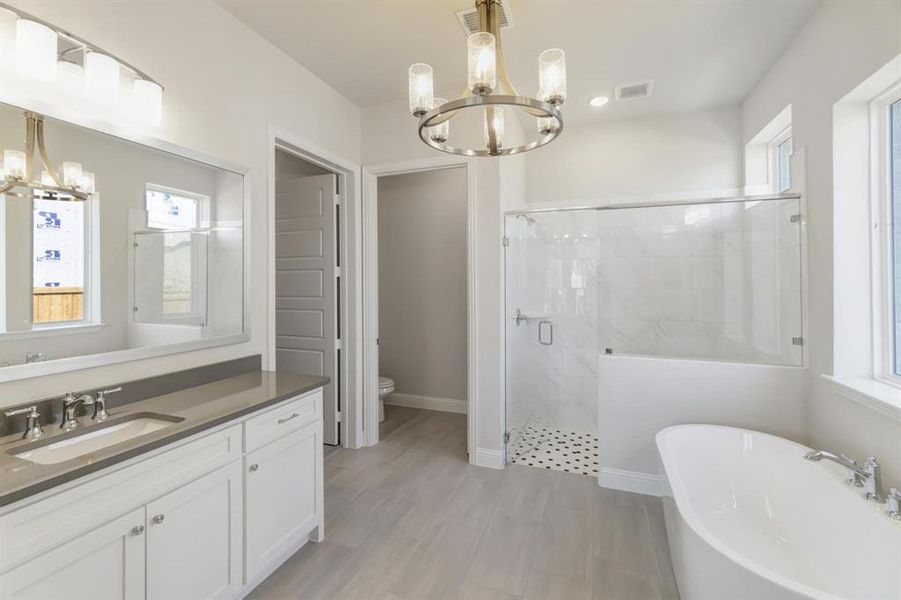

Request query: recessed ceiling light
[{"left": 589, "top": 96, "right": 609, "bottom": 108}]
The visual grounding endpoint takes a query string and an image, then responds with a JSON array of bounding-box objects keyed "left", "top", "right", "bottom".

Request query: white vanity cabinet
[
  {"left": 0, "top": 508, "right": 146, "bottom": 600},
  {"left": 146, "top": 461, "right": 244, "bottom": 600},
  {"left": 0, "top": 388, "right": 324, "bottom": 600}
]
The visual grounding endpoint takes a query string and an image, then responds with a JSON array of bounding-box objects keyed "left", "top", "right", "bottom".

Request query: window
[
  {"left": 888, "top": 98, "right": 901, "bottom": 375},
  {"left": 145, "top": 185, "right": 201, "bottom": 229},
  {"left": 770, "top": 127, "right": 793, "bottom": 193},
  {"left": 32, "top": 197, "right": 86, "bottom": 324}
]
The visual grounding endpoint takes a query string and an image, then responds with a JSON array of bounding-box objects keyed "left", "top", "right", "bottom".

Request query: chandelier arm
[
  {"left": 0, "top": 181, "right": 15, "bottom": 194},
  {"left": 35, "top": 118, "right": 64, "bottom": 188},
  {"left": 487, "top": 1, "right": 553, "bottom": 119},
  {"left": 24, "top": 115, "right": 36, "bottom": 183}
]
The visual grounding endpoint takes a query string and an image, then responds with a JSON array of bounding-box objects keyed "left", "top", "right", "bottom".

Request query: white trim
[
  {"left": 824, "top": 374, "right": 901, "bottom": 422},
  {"left": 599, "top": 467, "right": 666, "bottom": 497},
  {"left": 473, "top": 447, "right": 504, "bottom": 470},
  {"left": 361, "top": 156, "right": 478, "bottom": 465},
  {"left": 0, "top": 322, "right": 107, "bottom": 341},
  {"left": 267, "top": 125, "right": 363, "bottom": 450},
  {"left": 385, "top": 393, "right": 467, "bottom": 414},
  {"left": 871, "top": 83, "right": 901, "bottom": 386}
]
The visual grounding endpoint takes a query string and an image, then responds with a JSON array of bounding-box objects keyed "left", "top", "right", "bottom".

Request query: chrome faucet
[
  {"left": 804, "top": 450, "right": 884, "bottom": 503},
  {"left": 60, "top": 392, "right": 95, "bottom": 432},
  {"left": 25, "top": 352, "right": 45, "bottom": 364}
]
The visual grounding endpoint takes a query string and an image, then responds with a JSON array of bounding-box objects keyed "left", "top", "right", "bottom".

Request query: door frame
[
  {"left": 362, "top": 156, "right": 477, "bottom": 459},
  {"left": 267, "top": 125, "right": 363, "bottom": 449}
]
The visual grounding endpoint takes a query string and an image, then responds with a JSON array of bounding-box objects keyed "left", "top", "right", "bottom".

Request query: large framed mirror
[{"left": 0, "top": 101, "right": 249, "bottom": 382}]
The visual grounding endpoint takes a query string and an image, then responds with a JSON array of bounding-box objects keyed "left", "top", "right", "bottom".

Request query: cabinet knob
[
  {"left": 152, "top": 514, "right": 165, "bottom": 524},
  {"left": 249, "top": 463, "right": 260, "bottom": 472},
  {"left": 131, "top": 525, "right": 145, "bottom": 536}
]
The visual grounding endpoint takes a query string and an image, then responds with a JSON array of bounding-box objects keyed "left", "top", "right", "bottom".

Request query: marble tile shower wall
[{"left": 504, "top": 198, "right": 803, "bottom": 440}]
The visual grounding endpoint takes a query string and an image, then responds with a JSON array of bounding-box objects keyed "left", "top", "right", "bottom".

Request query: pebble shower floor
[{"left": 508, "top": 426, "right": 599, "bottom": 476}]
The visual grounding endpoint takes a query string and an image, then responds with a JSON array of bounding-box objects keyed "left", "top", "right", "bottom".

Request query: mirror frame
[{"left": 0, "top": 99, "right": 251, "bottom": 383}]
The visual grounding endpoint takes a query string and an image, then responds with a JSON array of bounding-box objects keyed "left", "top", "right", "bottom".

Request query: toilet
[{"left": 378, "top": 377, "right": 395, "bottom": 423}]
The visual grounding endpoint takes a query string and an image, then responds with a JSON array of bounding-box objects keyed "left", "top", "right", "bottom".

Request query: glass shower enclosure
[{"left": 503, "top": 194, "right": 804, "bottom": 473}]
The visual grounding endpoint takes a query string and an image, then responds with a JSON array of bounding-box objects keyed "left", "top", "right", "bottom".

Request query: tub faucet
[{"left": 804, "top": 450, "right": 884, "bottom": 503}]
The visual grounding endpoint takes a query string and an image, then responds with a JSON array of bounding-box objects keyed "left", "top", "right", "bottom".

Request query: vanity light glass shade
[
  {"left": 538, "top": 48, "right": 567, "bottom": 105},
  {"left": 484, "top": 107, "right": 504, "bottom": 149},
  {"left": 133, "top": 79, "right": 163, "bottom": 126},
  {"left": 15, "top": 19, "right": 57, "bottom": 82},
  {"left": 428, "top": 98, "right": 450, "bottom": 143},
  {"left": 80, "top": 171, "right": 95, "bottom": 193},
  {"left": 57, "top": 60, "right": 85, "bottom": 97},
  {"left": 3, "top": 150, "right": 26, "bottom": 180},
  {"left": 85, "top": 52, "right": 120, "bottom": 106},
  {"left": 537, "top": 116, "right": 560, "bottom": 136},
  {"left": 408, "top": 63, "right": 434, "bottom": 117},
  {"left": 62, "top": 162, "right": 83, "bottom": 188},
  {"left": 468, "top": 33, "right": 496, "bottom": 95}
]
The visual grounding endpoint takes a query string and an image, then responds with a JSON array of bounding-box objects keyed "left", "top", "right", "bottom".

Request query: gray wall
[{"left": 377, "top": 168, "right": 467, "bottom": 401}]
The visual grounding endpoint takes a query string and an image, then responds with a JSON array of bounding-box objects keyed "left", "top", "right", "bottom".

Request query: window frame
[
  {"left": 871, "top": 83, "right": 901, "bottom": 387},
  {"left": 144, "top": 182, "right": 206, "bottom": 230},
  {"left": 768, "top": 125, "right": 793, "bottom": 193},
  {"left": 0, "top": 191, "right": 102, "bottom": 336}
]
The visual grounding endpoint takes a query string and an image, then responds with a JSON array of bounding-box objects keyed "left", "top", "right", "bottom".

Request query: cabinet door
[
  {"left": 245, "top": 421, "right": 322, "bottom": 581},
  {"left": 0, "top": 508, "right": 145, "bottom": 600},
  {"left": 145, "top": 461, "right": 242, "bottom": 600}
]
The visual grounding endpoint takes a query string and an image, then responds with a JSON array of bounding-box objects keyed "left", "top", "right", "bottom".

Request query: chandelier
[
  {"left": 408, "top": 0, "right": 565, "bottom": 157},
  {"left": 0, "top": 111, "right": 95, "bottom": 201}
]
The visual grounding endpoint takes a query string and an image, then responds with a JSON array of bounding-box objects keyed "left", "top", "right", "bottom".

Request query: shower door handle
[{"left": 538, "top": 320, "right": 553, "bottom": 345}]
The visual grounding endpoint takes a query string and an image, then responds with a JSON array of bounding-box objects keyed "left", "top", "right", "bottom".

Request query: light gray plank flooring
[{"left": 248, "top": 406, "right": 680, "bottom": 600}]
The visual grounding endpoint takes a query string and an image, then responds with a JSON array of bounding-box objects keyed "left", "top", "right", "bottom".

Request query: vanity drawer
[
  {"left": 0, "top": 424, "right": 242, "bottom": 573},
  {"left": 244, "top": 390, "right": 322, "bottom": 453}
]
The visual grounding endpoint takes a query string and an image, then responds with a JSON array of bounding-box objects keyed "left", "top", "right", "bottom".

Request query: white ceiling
[{"left": 217, "top": 0, "right": 818, "bottom": 124}]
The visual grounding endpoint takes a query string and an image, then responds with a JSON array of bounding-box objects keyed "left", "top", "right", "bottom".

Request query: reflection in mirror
[{"left": 0, "top": 102, "right": 245, "bottom": 370}]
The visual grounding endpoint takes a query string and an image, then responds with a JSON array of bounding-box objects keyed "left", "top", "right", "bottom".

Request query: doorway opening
[{"left": 362, "top": 158, "right": 477, "bottom": 460}]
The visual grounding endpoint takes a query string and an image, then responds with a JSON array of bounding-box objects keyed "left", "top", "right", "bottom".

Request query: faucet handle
[
  {"left": 887, "top": 488, "right": 901, "bottom": 521},
  {"left": 4, "top": 406, "right": 44, "bottom": 440},
  {"left": 97, "top": 386, "right": 122, "bottom": 399},
  {"left": 92, "top": 387, "right": 120, "bottom": 421}
]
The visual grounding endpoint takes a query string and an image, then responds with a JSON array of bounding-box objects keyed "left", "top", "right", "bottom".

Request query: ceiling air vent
[
  {"left": 615, "top": 80, "right": 654, "bottom": 101},
  {"left": 456, "top": 1, "right": 512, "bottom": 35}
]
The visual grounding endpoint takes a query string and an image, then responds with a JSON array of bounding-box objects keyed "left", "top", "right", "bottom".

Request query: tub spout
[{"left": 804, "top": 450, "right": 884, "bottom": 503}]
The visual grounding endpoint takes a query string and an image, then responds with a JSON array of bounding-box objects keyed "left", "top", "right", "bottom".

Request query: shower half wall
[{"left": 503, "top": 194, "right": 805, "bottom": 477}]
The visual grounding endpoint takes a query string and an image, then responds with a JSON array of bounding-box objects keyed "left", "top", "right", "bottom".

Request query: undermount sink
[{"left": 9, "top": 413, "right": 184, "bottom": 465}]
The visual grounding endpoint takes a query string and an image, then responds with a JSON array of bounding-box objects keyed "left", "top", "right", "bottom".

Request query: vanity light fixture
[
  {"left": 408, "top": 0, "right": 565, "bottom": 157},
  {"left": 0, "top": 111, "right": 96, "bottom": 201},
  {"left": 1, "top": 5, "right": 164, "bottom": 127}
]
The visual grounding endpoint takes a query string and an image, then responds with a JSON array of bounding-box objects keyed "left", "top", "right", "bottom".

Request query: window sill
[
  {"left": 823, "top": 375, "right": 901, "bottom": 422},
  {"left": 0, "top": 323, "right": 107, "bottom": 342}
]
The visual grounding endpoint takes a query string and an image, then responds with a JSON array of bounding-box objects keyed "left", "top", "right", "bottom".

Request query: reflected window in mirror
[
  {"left": 145, "top": 185, "right": 204, "bottom": 230},
  {"left": 32, "top": 196, "right": 88, "bottom": 324}
]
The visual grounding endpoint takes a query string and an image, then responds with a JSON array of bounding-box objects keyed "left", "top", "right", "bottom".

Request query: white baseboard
[
  {"left": 599, "top": 466, "right": 666, "bottom": 497},
  {"left": 472, "top": 447, "right": 504, "bottom": 470},
  {"left": 386, "top": 392, "right": 467, "bottom": 414}
]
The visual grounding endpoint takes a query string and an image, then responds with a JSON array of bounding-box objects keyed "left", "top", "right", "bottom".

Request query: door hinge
[
  {"left": 335, "top": 339, "right": 343, "bottom": 351},
  {"left": 790, "top": 214, "right": 801, "bottom": 223},
  {"left": 336, "top": 411, "right": 342, "bottom": 423},
  {"left": 335, "top": 266, "right": 342, "bottom": 277},
  {"left": 792, "top": 336, "right": 803, "bottom": 346},
  {"left": 502, "top": 236, "right": 510, "bottom": 247}
]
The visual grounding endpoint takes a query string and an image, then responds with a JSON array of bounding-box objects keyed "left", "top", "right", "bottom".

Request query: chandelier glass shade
[
  {"left": 408, "top": 0, "right": 565, "bottom": 157},
  {"left": 0, "top": 111, "right": 95, "bottom": 202}
]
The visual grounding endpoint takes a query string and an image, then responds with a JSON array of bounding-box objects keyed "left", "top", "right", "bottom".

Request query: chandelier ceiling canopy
[{"left": 408, "top": 0, "right": 566, "bottom": 157}]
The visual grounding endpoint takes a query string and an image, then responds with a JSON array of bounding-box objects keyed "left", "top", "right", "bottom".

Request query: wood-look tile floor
[{"left": 247, "top": 407, "right": 680, "bottom": 600}]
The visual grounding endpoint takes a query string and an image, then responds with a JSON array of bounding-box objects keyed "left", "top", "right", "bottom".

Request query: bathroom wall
[
  {"left": 741, "top": 0, "right": 901, "bottom": 486},
  {"left": 377, "top": 168, "right": 468, "bottom": 409},
  {"left": 0, "top": 0, "right": 361, "bottom": 405},
  {"left": 524, "top": 106, "right": 743, "bottom": 205}
]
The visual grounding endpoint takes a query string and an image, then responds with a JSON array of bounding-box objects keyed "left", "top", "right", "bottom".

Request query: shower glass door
[{"left": 504, "top": 210, "right": 600, "bottom": 475}]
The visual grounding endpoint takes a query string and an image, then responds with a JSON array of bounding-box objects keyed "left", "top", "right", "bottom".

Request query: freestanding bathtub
[{"left": 656, "top": 424, "right": 901, "bottom": 600}]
